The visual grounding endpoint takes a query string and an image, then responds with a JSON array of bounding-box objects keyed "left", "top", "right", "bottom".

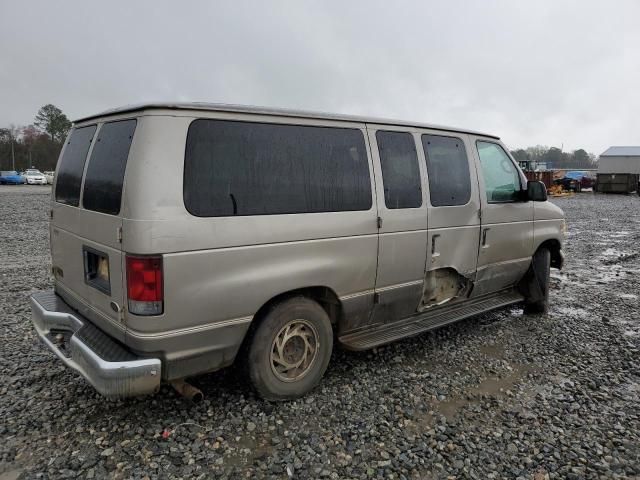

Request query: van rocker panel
[{"left": 340, "top": 289, "right": 524, "bottom": 350}]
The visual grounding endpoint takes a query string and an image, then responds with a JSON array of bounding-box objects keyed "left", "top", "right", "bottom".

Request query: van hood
[{"left": 535, "top": 200, "right": 564, "bottom": 221}]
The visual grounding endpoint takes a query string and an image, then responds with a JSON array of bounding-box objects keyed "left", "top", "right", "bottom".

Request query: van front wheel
[
  {"left": 248, "top": 297, "right": 333, "bottom": 401},
  {"left": 523, "top": 248, "right": 551, "bottom": 314}
]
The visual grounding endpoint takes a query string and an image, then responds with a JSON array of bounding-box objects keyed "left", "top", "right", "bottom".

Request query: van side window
[
  {"left": 421, "top": 135, "right": 471, "bottom": 207},
  {"left": 476, "top": 141, "right": 522, "bottom": 203},
  {"left": 82, "top": 120, "right": 137, "bottom": 215},
  {"left": 376, "top": 131, "right": 422, "bottom": 209},
  {"left": 184, "top": 120, "right": 372, "bottom": 216},
  {"left": 55, "top": 125, "right": 96, "bottom": 206}
]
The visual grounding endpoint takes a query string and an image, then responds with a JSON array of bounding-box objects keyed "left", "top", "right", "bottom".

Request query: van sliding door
[
  {"left": 421, "top": 133, "right": 481, "bottom": 308},
  {"left": 368, "top": 127, "right": 428, "bottom": 324}
]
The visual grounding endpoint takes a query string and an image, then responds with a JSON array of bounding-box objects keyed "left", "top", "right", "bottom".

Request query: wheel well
[
  {"left": 538, "top": 239, "right": 563, "bottom": 269},
  {"left": 245, "top": 286, "right": 343, "bottom": 337},
  {"left": 232, "top": 287, "right": 343, "bottom": 375},
  {"left": 254, "top": 286, "right": 342, "bottom": 325},
  {"left": 236, "top": 287, "right": 342, "bottom": 357}
]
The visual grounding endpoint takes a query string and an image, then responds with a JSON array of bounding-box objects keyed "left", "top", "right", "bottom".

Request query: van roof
[{"left": 73, "top": 102, "right": 500, "bottom": 140}]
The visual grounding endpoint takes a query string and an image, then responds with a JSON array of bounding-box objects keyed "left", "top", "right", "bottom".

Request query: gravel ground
[{"left": 1, "top": 185, "right": 639, "bottom": 480}]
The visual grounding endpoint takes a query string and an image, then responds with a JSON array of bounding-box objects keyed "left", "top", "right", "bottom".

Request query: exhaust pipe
[{"left": 171, "top": 379, "right": 204, "bottom": 403}]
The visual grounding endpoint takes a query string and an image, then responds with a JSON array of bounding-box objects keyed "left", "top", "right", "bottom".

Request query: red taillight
[{"left": 126, "top": 255, "right": 163, "bottom": 315}]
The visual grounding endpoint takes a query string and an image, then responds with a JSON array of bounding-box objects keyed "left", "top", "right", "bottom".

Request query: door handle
[
  {"left": 482, "top": 228, "right": 490, "bottom": 247},
  {"left": 431, "top": 234, "right": 441, "bottom": 258}
]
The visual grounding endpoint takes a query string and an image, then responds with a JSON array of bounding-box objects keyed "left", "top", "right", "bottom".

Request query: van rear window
[
  {"left": 376, "top": 131, "right": 422, "bottom": 209},
  {"left": 184, "top": 119, "right": 372, "bottom": 216},
  {"left": 83, "top": 120, "right": 137, "bottom": 215},
  {"left": 55, "top": 125, "right": 96, "bottom": 206},
  {"left": 422, "top": 135, "right": 471, "bottom": 207}
]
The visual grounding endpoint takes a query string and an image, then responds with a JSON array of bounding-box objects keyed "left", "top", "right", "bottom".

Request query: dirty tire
[
  {"left": 248, "top": 297, "right": 333, "bottom": 401},
  {"left": 524, "top": 248, "right": 551, "bottom": 314}
]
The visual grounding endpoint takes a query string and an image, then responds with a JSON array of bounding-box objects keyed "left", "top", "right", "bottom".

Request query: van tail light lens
[{"left": 126, "top": 255, "right": 163, "bottom": 315}]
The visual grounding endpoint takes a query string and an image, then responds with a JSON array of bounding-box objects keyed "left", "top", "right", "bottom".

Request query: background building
[{"left": 597, "top": 146, "right": 640, "bottom": 193}]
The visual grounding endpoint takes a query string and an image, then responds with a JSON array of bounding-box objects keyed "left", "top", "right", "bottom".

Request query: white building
[
  {"left": 598, "top": 146, "right": 640, "bottom": 174},
  {"left": 597, "top": 146, "right": 640, "bottom": 193}
]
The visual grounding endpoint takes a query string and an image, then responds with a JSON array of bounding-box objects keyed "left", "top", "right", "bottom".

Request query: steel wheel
[
  {"left": 270, "top": 319, "right": 319, "bottom": 382},
  {"left": 248, "top": 297, "right": 333, "bottom": 400}
]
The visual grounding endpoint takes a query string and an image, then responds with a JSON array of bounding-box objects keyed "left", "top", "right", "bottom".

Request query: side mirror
[{"left": 527, "top": 180, "right": 547, "bottom": 202}]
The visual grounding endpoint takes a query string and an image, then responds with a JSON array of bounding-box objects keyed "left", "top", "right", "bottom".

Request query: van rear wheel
[
  {"left": 523, "top": 248, "right": 551, "bottom": 314},
  {"left": 248, "top": 297, "right": 333, "bottom": 401}
]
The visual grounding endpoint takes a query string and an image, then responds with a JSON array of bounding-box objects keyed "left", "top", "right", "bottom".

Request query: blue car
[{"left": 0, "top": 170, "right": 26, "bottom": 185}]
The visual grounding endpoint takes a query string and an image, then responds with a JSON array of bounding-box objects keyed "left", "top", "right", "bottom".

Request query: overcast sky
[{"left": 1, "top": 1, "right": 639, "bottom": 154}]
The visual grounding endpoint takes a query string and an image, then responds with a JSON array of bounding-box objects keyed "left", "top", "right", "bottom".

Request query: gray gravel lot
[{"left": 1, "top": 185, "right": 639, "bottom": 479}]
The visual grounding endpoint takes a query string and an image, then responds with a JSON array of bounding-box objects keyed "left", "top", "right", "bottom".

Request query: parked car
[
  {"left": 44, "top": 171, "right": 55, "bottom": 184},
  {"left": 30, "top": 103, "right": 565, "bottom": 401},
  {"left": 23, "top": 169, "right": 48, "bottom": 185},
  {"left": 554, "top": 171, "right": 595, "bottom": 192},
  {"left": 0, "top": 170, "right": 26, "bottom": 185}
]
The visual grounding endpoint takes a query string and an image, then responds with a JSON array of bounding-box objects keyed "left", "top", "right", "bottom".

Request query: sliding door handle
[
  {"left": 482, "top": 228, "right": 490, "bottom": 246},
  {"left": 431, "top": 234, "right": 441, "bottom": 256}
]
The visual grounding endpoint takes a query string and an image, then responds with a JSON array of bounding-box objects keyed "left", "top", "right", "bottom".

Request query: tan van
[{"left": 30, "top": 103, "right": 565, "bottom": 401}]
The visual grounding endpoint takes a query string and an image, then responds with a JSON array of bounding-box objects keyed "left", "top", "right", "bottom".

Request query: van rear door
[{"left": 50, "top": 119, "right": 137, "bottom": 342}]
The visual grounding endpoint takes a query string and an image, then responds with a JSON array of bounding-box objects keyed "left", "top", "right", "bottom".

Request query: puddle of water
[
  {"left": 553, "top": 266, "right": 627, "bottom": 287},
  {"left": 435, "top": 365, "right": 536, "bottom": 420},
  {"left": 0, "top": 470, "right": 23, "bottom": 480},
  {"left": 223, "top": 433, "right": 273, "bottom": 468},
  {"left": 625, "top": 382, "right": 640, "bottom": 394},
  {"left": 602, "top": 248, "right": 626, "bottom": 257},
  {"left": 479, "top": 343, "right": 505, "bottom": 359},
  {"left": 437, "top": 397, "right": 471, "bottom": 420},
  {"left": 410, "top": 410, "right": 435, "bottom": 429},
  {"left": 609, "top": 231, "right": 631, "bottom": 238},
  {"left": 619, "top": 293, "right": 638, "bottom": 300},
  {"left": 593, "top": 266, "right": 626, "bottom": 283},
  {"left": 555, "top": 306, "right": 589, "bottom": 317},
  {"left": 476, "top": 373, "right": 523, "bottom": 396}
]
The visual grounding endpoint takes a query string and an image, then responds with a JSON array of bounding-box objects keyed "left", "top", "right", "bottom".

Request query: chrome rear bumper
[{"left": 30, "top": 290, "right": 161, "bottom": 398}]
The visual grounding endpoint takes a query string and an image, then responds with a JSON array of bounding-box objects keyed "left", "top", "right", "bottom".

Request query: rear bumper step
[
  {"left": 339, "top": 289, "right": 524, "bottom": 350},
  {"left": 30, "top": 290, "right": 161, "bottom": 398}
]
